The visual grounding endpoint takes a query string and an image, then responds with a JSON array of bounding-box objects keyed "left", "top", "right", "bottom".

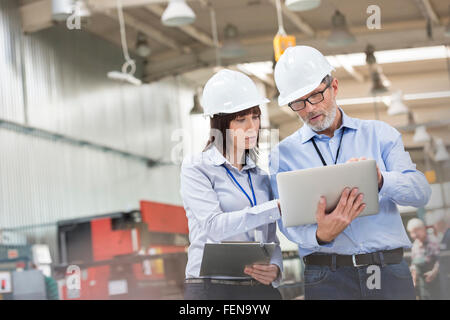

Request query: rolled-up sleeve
[
  {"left": 379, "top": 126, "right": 432, "bottom": 207},
  {"left": 180, "top": 160, "right": 281, "bottom": 242}
]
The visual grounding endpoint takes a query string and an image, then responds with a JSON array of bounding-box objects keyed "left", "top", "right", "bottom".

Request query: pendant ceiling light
[
  {"left": 434, "top": 138, "right": 450, "bottom": 161},
  {"left": 387, "top": 90, "right": 409, "bottom": 115},
  {"left": 445, "top": 5, "right": 450, "bottom": 37},
  {"left": 135, "top": 33, "right": 152, "bottom": 58},
  {"left": 285, "top": 0, "right": 321, "bottom": 11},
  {"left": 220, "top": 24, "right": 246, "bottom": 59},
  {"left": 370, "top": 68, "right": 390, "bottom": 95},
  {"left": 327, "top": 10, "right": 356, "bottom": 47},
  {"left": 365, "top": 45, "right": 390, "bottom": 95},
  {"left": 189, "top": 92, "right": 203, "bottom": 115},
  {"left": 52, "top": 0, "right": 75, "bottom": 21},
  {"left": 107, "top": 0, "right": 142, "bottom": 86},
  {"left": 413, "top": 125, "right": 431, "bottom": 143},
  {"left": 73, "top": 0, "right": 91, "bottom": 18},
  {"left": 161, "top": 0, "right": 196, "bottom": 27}
]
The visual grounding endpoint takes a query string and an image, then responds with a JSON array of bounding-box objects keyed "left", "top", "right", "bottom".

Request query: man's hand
[
  {"left": 347, "top": 157, "right": 383, "bottom": 190},
  {"left": 316, "top": 188, "right": 366, "bottom": 243},
  {"left": 244, "top": 264, "right": 279, "bottom": 285}
]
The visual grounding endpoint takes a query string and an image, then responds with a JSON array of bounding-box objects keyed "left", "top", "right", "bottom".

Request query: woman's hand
[{"left": 244, "top": 264, "right": 280, "bottom": 285}]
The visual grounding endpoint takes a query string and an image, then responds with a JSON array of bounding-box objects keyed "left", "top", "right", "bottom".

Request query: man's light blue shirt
[{"left": 269, "top": 108, "right": 432, "bottom": 258}]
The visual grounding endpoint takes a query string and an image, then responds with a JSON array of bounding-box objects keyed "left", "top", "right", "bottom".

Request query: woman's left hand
[{"left": 244, "top": 264, "right": 280, "bottom": 285}]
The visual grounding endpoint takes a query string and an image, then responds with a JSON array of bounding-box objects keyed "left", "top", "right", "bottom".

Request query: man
[
  {"left": 407, "top": 218, "right": 441, "bottom": 299},
  {"left": 269, "top": 46, "right": 432, "bottom": 300}
]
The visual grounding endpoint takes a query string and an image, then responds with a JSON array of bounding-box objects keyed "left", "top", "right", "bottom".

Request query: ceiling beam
[
  {"left": 102, "top": 10, "right": 191, "bottom": 54},
  {"left": 145, "top": 19, "right": 450, "bottom": 82},
  {"left": 19, "top": 0, "right": 54, "bottom": 33},
  {"left": 145, "top": 4, "right": 216, "bottom": 47},
  {"left": 87, "top": 0, "right": 167, "bottom": 11},
  {"left": 333, "top": 55, "right": 365, "bottom": 83},
  {"left": 267, "top": 0, "right": 315, "bottom": 37}
]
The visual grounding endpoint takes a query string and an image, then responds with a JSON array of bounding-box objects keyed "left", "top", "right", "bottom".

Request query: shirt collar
[
  {"left": 207, "top": 145, "right": 257, "bottom": 170},
  {"left": 299, "top": 108, "right": 359, "bottom": 144}
]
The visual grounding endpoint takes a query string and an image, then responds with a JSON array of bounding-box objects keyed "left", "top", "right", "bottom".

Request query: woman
[{"left": 180, "top": 69, "right": 283, "bottom": 300}]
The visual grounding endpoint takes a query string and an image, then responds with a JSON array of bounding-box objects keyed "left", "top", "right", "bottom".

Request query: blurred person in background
[
  {"left": 428, "top": 210, "right": 450, "bottom": 299},
  {"left": 407, "top": 218, "right": 440, "bottom": 300}
]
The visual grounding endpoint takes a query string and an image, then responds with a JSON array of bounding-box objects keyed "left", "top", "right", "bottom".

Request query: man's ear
[{"left": 332, "top": 77, "right": 339, "bottom": 97}]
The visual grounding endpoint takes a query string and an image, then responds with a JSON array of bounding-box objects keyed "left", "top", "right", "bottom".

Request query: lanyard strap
[
  {"left": 311, "top": 127, "right": 346, "bottom": 166},
  {"left": 221, "top": 164, "right": 257, "bottom": 207}
]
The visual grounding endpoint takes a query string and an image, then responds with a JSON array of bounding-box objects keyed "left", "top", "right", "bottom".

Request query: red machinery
[{"left": 55, "top": 201, "right": 189, "bottom": 300}]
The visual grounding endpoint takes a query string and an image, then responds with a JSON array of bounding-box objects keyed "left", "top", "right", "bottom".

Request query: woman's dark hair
[{"left": 204, "top": 106, "right": 261, "bottom": 162}]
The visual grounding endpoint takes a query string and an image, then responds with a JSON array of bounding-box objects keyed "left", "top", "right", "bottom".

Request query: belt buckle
[{"left": 352, "top": 254, "right": 365, "bottom": 267}]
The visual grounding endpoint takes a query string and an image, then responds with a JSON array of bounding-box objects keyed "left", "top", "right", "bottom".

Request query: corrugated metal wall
[{"left": 0, "top": 0, "right": 191, "bottom": 263}]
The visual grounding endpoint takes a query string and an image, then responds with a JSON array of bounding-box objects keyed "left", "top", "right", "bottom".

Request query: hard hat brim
[
  {"left": 203, "top": 97, "right": 270, "bottom": 117},
  {"left": 278, "top": 77, "right": 324, "bottom": 107}
]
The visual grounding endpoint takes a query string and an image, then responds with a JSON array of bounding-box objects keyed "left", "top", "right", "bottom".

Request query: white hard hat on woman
[
  {"left": 202, "top": 69, "right": 270, "bottom": 117},
  {"left": 274, "top": 45, "right": 335, "bottom": 106}
]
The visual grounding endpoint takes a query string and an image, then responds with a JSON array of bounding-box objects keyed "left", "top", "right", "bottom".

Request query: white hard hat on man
[
  {"left": 274, "top": 45, "right": 335, "bottom": 106},
  {"left": 201, "top": 69, "right": 270, "bottom": 117}
]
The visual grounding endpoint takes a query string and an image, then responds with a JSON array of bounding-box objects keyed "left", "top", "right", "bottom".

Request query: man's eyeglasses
[{"left": 288, "top": 78, "right": 332, "bottom": 112}]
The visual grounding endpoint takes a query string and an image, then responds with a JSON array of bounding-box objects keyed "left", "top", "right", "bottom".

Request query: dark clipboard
[{"left": 199, "top": 242, "right": 276, "bottom": 277}]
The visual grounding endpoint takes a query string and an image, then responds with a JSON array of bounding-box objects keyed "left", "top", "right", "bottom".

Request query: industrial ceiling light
[
  {"left": 387, "top": 90, "right": 408, "bottom": 115},
  {"left": 52, "top": 0, "right": 75, "bottom": 21},
  {"left": 73, "top": 0, "right": 91, "bottom": 18},
  {"left": 365, "top": 45, "right": 390, "bottom": 95},
  {"left": 161, "top": 0, "right": 196, "bottom": 27},
  {"left": 107, "top": 0, "right": 142, "bottom": 86},
  {"left": 370, "top": 68, "right": 390, "bottom": 95},
  {"left": 189, "top": 92, "right": 203, "bottom": 115},
  {"left": 413, "top": 125, "right": 431, "bottom": 143},
  {"left": 220, "top": 24, "right": 246, "bottom": 59},
  {"left": 327, "top": 10, "right": 356, "bottom": 47},
  {"left": 434, "top": 138, "right": 450, "bottom": 161},
  {"left": 107, "top": 71, "right": 142, "bottom": 86},
  {"left": 135, "top": 33, "right": 152, "bottom": 58},
  {"left": 445, "top": 5, "right": 450, "bottom": 37},
  {"left": 285, "top": 0, "right": 321, "bottom": 11},
  {"left": 445, "top": 20, "right": 450, "bottom": 37}
]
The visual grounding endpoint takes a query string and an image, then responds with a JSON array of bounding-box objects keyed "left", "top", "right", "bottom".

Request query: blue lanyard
[{"left": 221, "top": 164, "right": 257, "bottom": 207}]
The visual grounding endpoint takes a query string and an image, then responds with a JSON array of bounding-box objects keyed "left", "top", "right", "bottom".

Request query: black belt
[
  {"left": 303, "top": 248, "right": 404, "bottom": 268},
  {"left": 185, "top": 278, "right": 261, "bottom": 286}
]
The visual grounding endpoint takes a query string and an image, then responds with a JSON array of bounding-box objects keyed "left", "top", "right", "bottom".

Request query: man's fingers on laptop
[
  {"left": 316, "top": 196, "right": 327, "bottom": 218},
  {"left": 350, "top": 194, "right": 365, "bottom": 219},
  {"left": 336, "top": 187, "right": 350, "bottom": 211},
  {"left": 353, "top": 203, "right": 366, "bottom": 219},
  {"left": 343, "top": 188, "right": 359, "bottom": 216}
]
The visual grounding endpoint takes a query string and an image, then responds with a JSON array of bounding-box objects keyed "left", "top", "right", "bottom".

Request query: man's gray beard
[{"left": 299, "top": 106, "right": 337, "bottom": 132}]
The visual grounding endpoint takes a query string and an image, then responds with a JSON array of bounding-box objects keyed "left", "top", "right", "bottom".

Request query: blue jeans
[
  {"left": 184, "top": 281, "right": 282, "bottom": 300},
  {"left": 304, "top": 259, "right": 416, "bottom": 300}
]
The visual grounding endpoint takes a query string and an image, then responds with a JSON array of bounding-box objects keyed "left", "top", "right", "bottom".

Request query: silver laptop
[{"left": 276, "top": 160, "right": 379, "bottom": 227}]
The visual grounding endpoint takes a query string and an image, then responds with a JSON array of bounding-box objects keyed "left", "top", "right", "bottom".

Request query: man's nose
[{"left": 299, "top": 100, "right": 316, "bottom": 114}]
